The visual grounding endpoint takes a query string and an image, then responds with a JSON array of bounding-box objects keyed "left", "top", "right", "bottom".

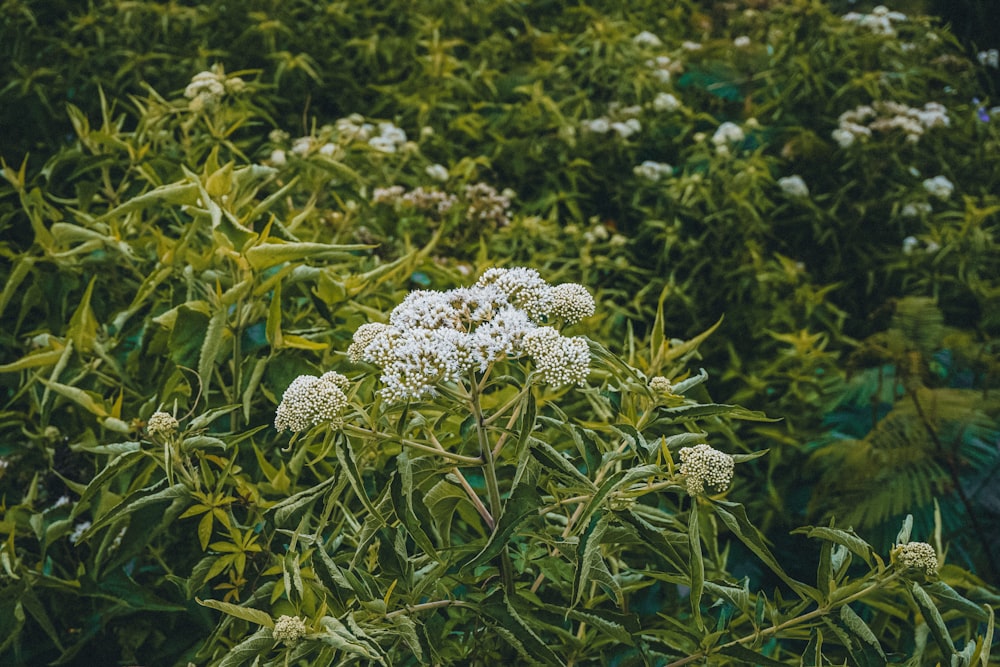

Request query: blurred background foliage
[{"left": 1, "top": 0, "right": 999, "bottom": 664}]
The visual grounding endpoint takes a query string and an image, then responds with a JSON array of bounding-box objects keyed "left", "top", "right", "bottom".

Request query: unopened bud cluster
[
  {"left": 348, "top": 268, "right": 595, "bottom": 401},
  {"left": 146, "top": 411, "right": 179, "bottom": 438},
  {"left": 272, "top": 615, "right": 307, "bottom": 644},
  {"left": 895, "top": 541, "right": 939, "bottom": 576},
  {"left": 648, "top": 376, "right": 673, "bottom": 394},
  {"left": 184, "top": 65, "right": 246, "bottom": 111},
  {"left": 274, "top": 371, "right": 350, "bottom": 432},
  {"left": 679, "top": 444, "right": 735, "bottom": 496}
]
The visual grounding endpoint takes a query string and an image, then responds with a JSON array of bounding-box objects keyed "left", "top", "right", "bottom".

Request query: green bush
[{"left": 1, "top": 0, "right": 998, "bottom": 664}]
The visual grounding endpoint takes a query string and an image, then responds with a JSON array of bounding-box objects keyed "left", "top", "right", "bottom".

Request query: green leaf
[
  {"left": 709, "top": 499, "right": 818, "bottom": 601},
  {"left": 70, "top": 449, "right": 144, "bottom": 519},
  {"left": 573, "top": 512, "right": 622, "bottom": 608},
  {"left": 560, "top": 606, "right": 639, "bottom": 645},
  {"left": 318, "top": 615, "right": 382, "bottom": 662},
  {"left": 909, "top": 581, "right": 956, "bottom": 657},
  {"left": 688, "top": 501, "right": 705, "bottom": 630},
  {"left": 572, "top": 464, "right": 661, "bottom": 537},
  {"left": 922, "top": 581, "right": 990, "bottom": 622},
  {"left": 336, "top": 433, "right": 381, "bottom": 521},
  {"left": 839, "top": 604, "right": 886, "bottom": 664},
  {"left": 198, "top": 306, "right": 228, "bottom": 399},
  {"left": 530, "top": 438, "right": 595, "bottom": 489},
  {"left": 217, "top": 628, "right": 275, "bottom": 667},
  {"left": 655, "top": 403, "right": 775, "bottom": 425},
  {"left": 270, "top": 473, "right": 341, "bottom": 526},
  {"left": 479, "top": 591, "right": 562, "bottom": 667},
  {"left": 83, "top": 480, "right": 189, "bottom": 538},
  {"left": 390, "top": 451, "right": 438, "bottom": 559},
  {"left": 718, "top": 644, "right": 788, "bottom": 667},
  {"left": 244, "top": 241, "right": 370, "bottom": 272},
  {"left": 464, "top": 473, "right": 540, "bottom": 571},
  {"left": 794, "top": 525, "right": 874, "bottom": 567}
]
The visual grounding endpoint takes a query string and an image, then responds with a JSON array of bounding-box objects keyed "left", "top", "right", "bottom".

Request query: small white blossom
[
  {"left": 348, "top": 322, "right": 390, "bottom": 363},
  {"left": 653, "top": 92, "right": 681, "bottom": 112},
  {"left": 633, "top": 31, "right": 662, "bottom": 47},
  {"left": 778, "top": 175, "right": 810, "bottom": 198},
  {"left": 319, "top": 142, "right": 339, "bottom": 157},
  {"left": 521, "top": 327, "right": 590, "bottom": 387},
  {"left": 733, "top": 36, "right": 751, "bottom": 48},
  {"left": 291, "top": 136, "right": 314, "bottom": 156},
  {"left": 895, "top": 541, "right": 939, "bottom": 576},
  {"left": 147, "top": 411, "right": 179, "bottom": 438},
  {"left": 634, "top": 160, "right": 673, "bottom": 182},
  {"left": 681, "top": 41, "right": 703, "bottom": 51},
  {"left": 69, "top": 521, "right": 91, "bottom": 545},
  {"left": 549, "top": 283, "right": 596, "bottom": 324},
  {"left": 679, "top": 444, "right": 735, "bottom": 496},
  {"left": 712, "top": 122, "right": 745, "bottom": 154},
  {"left": 272, "top": 615, "right": 308, "bottom": 644},
  {"left": 583, "top": 118, "right": 610, "bottom": 134},
  {"left": 978, "top": 49, "right": 999, "bottom": 69},
  {"left": 922, "top": 175, "right": 953, "bottom": 200},
  {"left": 649, "top": 376, "right": 673, "bottom": 393},
  {"left": 476, "top": 267, "right": 554, "bottom": 322},
  {"left": 425, "top": 163, "right": 450, "bottom": 182},
  {"left": 274, "top": 373, "right": 350, "bottom": 432},
  {"left": 902, "top": 236, "right": 920, "bottom": 255},
  {"left": 269, "top": 149, "right": 287, "bottom": 167}
]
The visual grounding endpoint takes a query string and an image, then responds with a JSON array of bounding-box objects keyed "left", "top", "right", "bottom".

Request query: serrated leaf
[
  {"left": 83, "top": 480, "right": 189, "bottom": 538},
  {"left": 271, "top": 474, "right": 340, "bottom": 526},
  {"left": 561, "top": 606, "right": 639, "bottom": 645},
  {"left": 479, "top": 591, "right": 562, "bottom": 667},
  {"left": 391, "top": 451, "right": 438, "bottom": 559},
  {"left": 530, "top": 438, "right": 595, "bottom": 489},
  {"left": 573, "top": 512, "right": 622, "bottom": 608},
  {"left": 464, "top": 473, "right": 540, "bottom": 571},
  {"left": 910, "top": 581, "right": 956, "bottom": 657},
  {"left": 689, "top": 500, "right": 705, "bottom": 630},
  {"left": 655, "top": 403, "right": 775, "bottom": 424},
  {"left": 840, "top": 604, "right": 886, "bottom": 662},
  {"left": 244, "top": 241, "right": 370, "bottom": 271},
  {"left": 718, "top": 644, "right": 788, "bottom": 667},
  {"left": 922, "top": 582, "right": 990, "bottom": 622},
  {"left": 198, "top": 307, "right": 228, "bottom": 399},
  {"left": 70, "top": 450, "right": 144, "bottom": 520},
  {"left": 217, "top": 628, "right": 274, "bottom": 667},
  {"left": 795, "top": 525, "right": 874, "bottom": 567},
  {"left": 571, "top": 464, "right": 660, "bottom": 537}
]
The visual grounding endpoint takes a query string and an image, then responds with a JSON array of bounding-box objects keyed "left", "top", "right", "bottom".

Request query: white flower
[
  {"left": 923, "top": 175, "right": 953, "bottom": 200},
  {"left": 273, "top": 615, "right": 308, "bottom": 644},
  {"left": 425, "top": 163, "right": 449, "bottom": 182},
  {"left": 681, "top": 40, "right": 703, "bottom": 51},
  {"left": 733, "top": 36, "right": 751, "bottom": 48},
  {"left": 521, "top": 327, "right": 590, "bottom": 387},
  {"left": 901, "top": 202, "right": 932, "bottom": 218},
  {"left": 319, "top": 142, "right": 339, "bottom": 157},
  {"left": 583, "top": 118, "right": 610, "bottom": 133},
  {"left": 895, "top": 541, "right": 939, "bottom": 576},
  {"left": 353, "top": 269, "right": 593, "bottom": 401},
  {"left": 712, "top": 122, "right": 744, "bottom": 154},
  {"left": 653, "top": 92, "right": 681, "bottom": 112},
  {"left": 549, "top": 283, "right": 596, "bottom": 324},
  {"left": 649, "top": 376, "right": 673, "bottom": 393},
  {"left": 274, "top": 373, "right": 350, "bottom": 432},
  {"left": 147, "top": 411, "right": 179, "bottom": 437},
  {"left": 291, "top": 137, "right": 313, "bottom": 156},
  {"left": 925, "top": 240, "right": 940, "bottom": 253},
  {"left": 978, "top": 49, "right": 999, "bottom": 69},
  {"left": 633, "top": 160, "right": 672, "bottom": 182},
  {"left": 368, "top": 135, "right": 398, "bottom": 153},
  {"left": 902, "top": 236, "right": 920, "bottom": 255},
  {"left": 69, "top": 521, "right": 91, "bottom": 545},
  {"left": 269, "top": 149, "right": 287, "bottom": 167},
  {"left": 633, "top": 31, "right": 662, "bottom": 47},
  {"left": 610, "top": 121, "right": 639, "bottom": 138},
  {"left": 778, "top": 175, "right": 810, "bottom": 198},
  {"left": 679, "top": 444, "right": 735, "bottom": 496}
]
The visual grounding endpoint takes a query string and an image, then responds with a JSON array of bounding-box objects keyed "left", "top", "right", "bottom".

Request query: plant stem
[
  {"left": 469, "top": 373, "right": 515, "bottom": 592},
  {"left": 663, "top": 572, "right": 904, "bottom": 667},
  {"left": 341, "top": 424, "right": 484, "bottom": 465},
  {"left": 384, "top": 599, "right": 472, "bottom": 619}
]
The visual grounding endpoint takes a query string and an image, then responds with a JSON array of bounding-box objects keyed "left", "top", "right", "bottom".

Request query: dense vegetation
[{"left": 1, "top": 0, "right": 998, "bottom": 664}]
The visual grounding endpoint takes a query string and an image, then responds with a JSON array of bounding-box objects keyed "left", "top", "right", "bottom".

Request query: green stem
[
  {"left": 469, "top": 374, "right": 515, "bottom": 592},
  {"left": 664, "top": 572, "right": 904, "bottom": 667},
  {"left": 342, "top": 424, "right": 484, "bottom": 465}
]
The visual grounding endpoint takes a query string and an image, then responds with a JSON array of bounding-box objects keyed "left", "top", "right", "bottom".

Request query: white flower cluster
[
  {"left": 464, "top": 183, "right": 515, "bottom": 228},
  {"left": 648, "top": 376, "right": 673, "bottom": 394},
  {"left": 272, "top": 615, "right": 308, "bottom": 644},
  {"left": 778, "top": 175, "right": 810, "bottom": 198},
  {"left": 349, "top": 268, "right": 594, "bottom": 401},
  {"left": 922, "top": 175, "right": 954, "bottom": 200},
  {"left": 842, "top": 5, "right": 908, "bottom": 36},
  {"left": 653, "top": 92, "right": 682, "bottom": 112},
  {"left": 328, "top": 114, "right": 411, "bottom": 153},
  {"left": 901, "top": 201, "right": 933, "bottom": 218},
  {"left": 733, "top": 36, "right": 751, "bottom": 48},
  {"left": 902, "top": 236, "right": 940, "bottom": 255},
  {"left": 895, "top": 541, "right": 939, "bottom": 576},
  {"left": 832, "top": 101, "right": 949, "bottom": 147},
  {"left": 634, "top": 160, "right": 673, "bottom": 182},
  {"left": 679, "top": 444, "right": 735, "bottom": 496},
  {"left": 582, "top": 103, "right": 643, "bottom": 138},
  {"left": 274, "top": 372, "right": 350, "bottom": 432},
  {"left": 369, "top": 122, "right": 408, "bottom": 153},
  {"left": 426, "top": 163, "right": 450, "bottom": 182},
  {"left": 69, "top": 521, "right": 91, "bottom": 545},
  {"left": 184, "top": 66, "right": 246, "bottom": 111},
  {"left": 633, "top": 31, "right": 662, "bottom": 48},
  {"left": 978, "top": 49, "right": 999, "bottom": 69},
  {"left": 712, "top": 121, "right": 745, "bottom": 155},
  {"left": 146, "top": 411, "right": 179, "bottom": 438},
  {"left": 645, "top": 55, "right": 675, "bottom": 84}
]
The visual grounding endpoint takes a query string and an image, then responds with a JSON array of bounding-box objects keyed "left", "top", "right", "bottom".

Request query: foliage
[{"left": 1, "top": 0, "right": 999, "bottom": 664}]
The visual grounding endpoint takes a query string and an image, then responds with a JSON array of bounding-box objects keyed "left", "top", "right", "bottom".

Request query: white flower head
[
  {"left": 894, "top": 541, "right": 939, "bottom": 576},
  {"left": 425, "top": 163, "right": 450, "bottom": 182},
  {"left": 147, "top": 411, "right": 179, "bottom": 438},
  {"left": 679, "top": 444, "right": 735, "bottom": 496},
  {"left": 649, "top": 376, "right": 673, "bottom": 394},
  {"left": 521, "top": 327, "right": 590, "bottom": 387},
  {"left": 274, "top": 373, "right": 350, "bottom": 432},
  {"left": 901, "top": 202, "right": 933, "bottom": 218},
  {"left": 712, "top": 122, "right": 745, "bottom": 154},
  {"left": 778, "top": 175, "right": 810, "bottom": 198},
  {"left": 902, "top": 236, "right": 920, "bottom": 255},
  {"left": 653, "top": 92, "right": 681, "bottom": 112},
  {"left": 348, "top": 322, "right": 390, "bottom": 363},
  {"left": 922, "top": 175, "right": 953, "bottom": 200},
  {"left": 633, "top": 31, "right": 662, "bottom": 47},
  {"left": 733, "top": 36, "right": 751, "bottom": 48},
  {"left": 272, "top": 615, "right": 308, "bottom": 644},
  {"left": 634, "top": 160, "right": 672, "bottom": 182},
  {"left": 476, "top": 267, "right": 554, "bottom": 322},
  {"left": 549, "top": 283, "right": 596, "bottom": 324}
]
